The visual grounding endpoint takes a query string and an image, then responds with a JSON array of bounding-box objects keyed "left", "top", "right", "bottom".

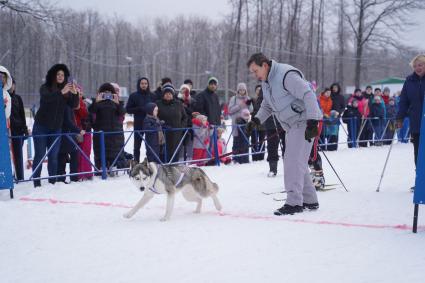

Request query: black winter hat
[
  {"left": 145, "top": 102, "right": 157, "bottom": 115},
  {"left": 162, "top": 83, "right": 175, "bottom": 95}
]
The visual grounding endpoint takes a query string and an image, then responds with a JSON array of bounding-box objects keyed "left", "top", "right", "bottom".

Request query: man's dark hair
[
  {"left": 184, "top": 79, "right": 193, "bottom": 85},
  {"left": 247, "top": 53, "right": 270, "bottom": 68},
  {"left": 374, "top": 87, "right": 381, "bottom": 92},
  {"left": 161, "top": 77, "right": 172, "bottom": 85}
]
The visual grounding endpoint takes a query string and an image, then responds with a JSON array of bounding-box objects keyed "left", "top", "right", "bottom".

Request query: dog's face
[{"left": 129, "top": 158, "right": 154, "bottom": 191}]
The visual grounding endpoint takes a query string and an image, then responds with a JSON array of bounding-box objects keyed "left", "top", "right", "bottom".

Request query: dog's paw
[
  {"left": 193, "top": 209, "right": 201, "bottom": 214},
  {"left": 123, "top": 212, "right": 133, "bottom": 219},
  {"left": 160, "top": 217, "right": 169, "bottom": 222}
]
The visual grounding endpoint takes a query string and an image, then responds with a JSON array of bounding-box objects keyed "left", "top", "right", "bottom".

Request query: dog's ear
[
  {"left": 142, "top": 157, "right": 148, "bottom": 166},
  {"left": 147, "top": 162, "right": 154, "bottom": 176},
  {"left": 130, "top": 160, "right": 138, "bottom": 170}
]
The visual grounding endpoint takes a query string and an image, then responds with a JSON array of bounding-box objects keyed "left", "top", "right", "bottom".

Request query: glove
[
  {"left": 246, "top": 117, "right": 261, "bottom": 136},
  {"left": 305, "top": 120, "right": 319, "bottom": 141}
]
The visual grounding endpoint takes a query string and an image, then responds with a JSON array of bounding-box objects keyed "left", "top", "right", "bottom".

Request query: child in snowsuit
[
  {"left": 324, "top": 110, "right": 340, "bottom": 151},
  {"left": 370, "top": 95, "right": 385, "bottom": 146},
  {"left": 192, "top": 114, "right": 210, "bottom": 166},
  {"left": 233, "top": 108, "right": 250, "bottom": 164}
]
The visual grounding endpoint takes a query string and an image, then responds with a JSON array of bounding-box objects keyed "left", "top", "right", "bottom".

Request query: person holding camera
[
  {"left": 89, "top": 83, "right": 126, "bottom": 173},
  {"left": 246, "top": 53, "right": 322, "bottom": 215},
  {"left": 32, "top": 64, "right": 79, "bottom": 187}
]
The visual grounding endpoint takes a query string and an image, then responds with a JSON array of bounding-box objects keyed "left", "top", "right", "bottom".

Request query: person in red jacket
[{"left": 74, "top": 89, "right": 93, "bottom": 181}]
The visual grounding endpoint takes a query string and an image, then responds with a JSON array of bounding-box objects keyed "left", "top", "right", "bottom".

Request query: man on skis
[{"left": 247, "top": 53, "right": 323, "bottom": 215}]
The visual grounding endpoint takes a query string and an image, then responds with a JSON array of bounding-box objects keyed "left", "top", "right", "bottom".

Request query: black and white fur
[{"left": 124, "top": 158, "right": 222, "bottom": 221}]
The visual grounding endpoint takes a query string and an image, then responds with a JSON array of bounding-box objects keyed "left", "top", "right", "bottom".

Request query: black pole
[
  {"left": 10, "top": 188, "right": 13, "bottom": 199},
  {"left": 320, "top": 150, "right": 349, "bottom": 192},
  {"left": 413, "top": 204, "right": 419, "bottom": 233}
]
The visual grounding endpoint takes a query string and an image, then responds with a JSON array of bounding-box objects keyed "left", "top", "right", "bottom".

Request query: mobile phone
[
  {"left": 68, "top": 76, "right": 74, "bottom": 84},
  {"left": 103, "top": 92, "right": 113, "bottom": 100}
]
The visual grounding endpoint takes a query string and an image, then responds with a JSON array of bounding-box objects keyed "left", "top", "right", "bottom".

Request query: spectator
[
  {"left": 192, "top": 114, "right": 210, "bottom": 166},
  {"left": 184, "top": 79, "right": 197, "bottom": 99},
  {"left": 342, "top": 99, "right": 362, "bottom": 148},
  {"left": 8, "top": 78, "right": 29, "bottom": 181},
  {"left": 370, "top": 95, "right": 385, "bottom": 146},
  {"left": 156, "top": 83, "right": 187, "bottom": 163},
  {"left": 233, "top": 108, "right": 251, "bottom": 164},
  {"left": 143, "top": 102, "right": 164, "bottom": 163},
  {"left": 325, "top": 110, "right": 340, "bottom": 151},
  {"left": 384, "top": 97, "right": 397, "bottom": 145},
  {"left": 396, "top": 54, "right": 425, "bottom": 185},
  {"left": 74, "top": 91, "right": 93, "bottom": 180},
  {"left": 329, "top": 83, "right": 345, "bottom": 150},
  {"left": 126, "top": 77, "right": 156, "bottom": 163},
  {"left": 251, "top": 84, "right": 266, "bottom": 161},
  {"left": 32, "top": 64, "right": 79, "bottom": 187},
  {"left": 89, "top": 83, "right": 126, "bottom": 173},
  {"left": 57, "top": 105, "right": 84, "bottom": 183},
  {"left": 154, "top": 77, "right": 173, "bottom": 101},
  {"left": 382, "top": 87, "right": 391, "bottom": 105},
  {"left": 177, "top": 84, "right": 195, "bottom": 162},
  {"left": 0, "top": 65, "right": 12, "bottom": 123},
  {"left": 319, "top": 88, "right": 332, "bottom": 147},
  {"left": 228, "top": 82, "right": 253, "bottom": 155},
  {"left": 359, "top": 86, "right": 374, "bottom": 147},
  {"left": 194, "top": 77, "right": 221, "bottom": 126}
]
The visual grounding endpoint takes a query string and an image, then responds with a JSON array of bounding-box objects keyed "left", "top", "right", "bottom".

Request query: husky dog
[{"left": 124, "top": 158, "right": 222, "bottom": 221}]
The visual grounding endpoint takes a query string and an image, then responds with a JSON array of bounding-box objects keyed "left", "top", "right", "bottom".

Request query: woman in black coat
[
  {"left": 32, "top": 64, "right": 79, "bottom": 187},
  {"left": 156, "top": 84, "right": 187, "bottom": 163},
  {"left": 89, "top": 83, "right": 126, "bottom": 171}
]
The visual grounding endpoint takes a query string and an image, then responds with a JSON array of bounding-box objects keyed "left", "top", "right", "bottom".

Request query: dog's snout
[{"left": 139, "top": 186, "right": 145, "bottom": 192}]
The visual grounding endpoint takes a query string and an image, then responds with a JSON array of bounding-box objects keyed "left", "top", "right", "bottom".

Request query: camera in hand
[{"left": 103, "top": 91, "right": 113, "bottom": 100}]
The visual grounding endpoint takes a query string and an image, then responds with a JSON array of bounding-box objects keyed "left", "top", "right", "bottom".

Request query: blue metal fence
[{"left": 8, "top": 117, "right": 410, "bottom": 185}]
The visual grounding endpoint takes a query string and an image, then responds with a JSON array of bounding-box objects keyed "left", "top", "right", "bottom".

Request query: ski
[
  {"left": 273, "top": 197, "right": 286, "bottom": 201},
  {"left": 317, "top": 186, "right": 338, "bottom": 192},
  {"left": 262, "top": 184, "right": 339, "bottom": 195},
  {"left": 262, "top": 190, "right": 287, "bottom": 195}
]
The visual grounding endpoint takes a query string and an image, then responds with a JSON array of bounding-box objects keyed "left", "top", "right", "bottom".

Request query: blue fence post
[
  {"left": 413, "top": 98, "right": 425, "bottom": 233},
  {"left": 212, "top": 126, "right": 220, "bottom": 166},
  {"left": 99, "top": 131, "right": 107, "bottom": 180},
  {"left": 348, "top": 117, "right": 354, "bottom": 148},
  {"left": 0, "top": 79, "right": 14, "bottom": 198}
]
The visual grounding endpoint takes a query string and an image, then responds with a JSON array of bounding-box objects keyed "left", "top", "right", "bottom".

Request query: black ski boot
[
  {"left": 268, "top": 161, "right": 277, "bottom": 177},
  {"left": 274, "top": 204, "right": 303, "bottom": 216},
  {"left": 303, "top": 202, "right": 319, "bottom": 210}
]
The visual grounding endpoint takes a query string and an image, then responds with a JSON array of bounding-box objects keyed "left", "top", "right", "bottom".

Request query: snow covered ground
[{"left": 1, "top": 142, "right": 425, "bottom": 283}]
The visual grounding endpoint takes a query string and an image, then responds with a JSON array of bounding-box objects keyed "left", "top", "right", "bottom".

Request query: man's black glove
[
  {"left": 305, "top": 120, "right": 319, "bottom": 141},
  {"left": 246, "top": 117, "right": 261, "bottom": 136}
]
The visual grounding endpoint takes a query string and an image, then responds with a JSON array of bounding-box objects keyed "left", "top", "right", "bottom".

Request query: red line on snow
[{"left": 19, "top": 196, "right": 425, "bottom": 232}]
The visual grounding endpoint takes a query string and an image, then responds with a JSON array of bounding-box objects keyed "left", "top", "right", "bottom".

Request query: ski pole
[
  {"left": 376, "top": 135, "right": 395, "bottom": 192},
  {"left": 320, "top": 149, "right": 349, "bottom": 192}
]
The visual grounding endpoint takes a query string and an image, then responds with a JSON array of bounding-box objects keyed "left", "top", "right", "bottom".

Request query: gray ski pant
[{"left": 284, "top": 122, "right": 318, "bottom": 206}]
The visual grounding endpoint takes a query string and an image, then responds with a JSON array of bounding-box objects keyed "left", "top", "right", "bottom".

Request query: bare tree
[{"left": 344, "top": 0, "right": 425, "bottom": 87}]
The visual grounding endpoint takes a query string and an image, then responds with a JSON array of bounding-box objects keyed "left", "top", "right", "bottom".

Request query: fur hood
[
  {"left": 0, "top": 65, "right": 12, "bottom": 119},
  {"left": 45, "top": 63, "right": 70, "bottom": 87}
]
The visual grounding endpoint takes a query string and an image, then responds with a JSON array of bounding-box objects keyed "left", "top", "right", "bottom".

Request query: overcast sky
[{"left": 55, "top": 0, "right": 425, "bottom": 50}]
